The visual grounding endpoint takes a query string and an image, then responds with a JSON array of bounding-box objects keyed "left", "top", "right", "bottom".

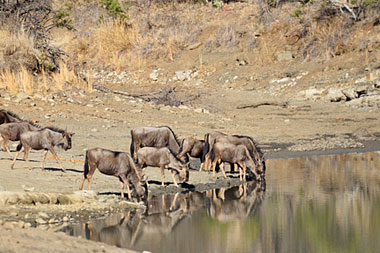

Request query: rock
[
  {"left": 301, "top": 88, "right": 324, "bottom": 99},
  {"left": 57, "top": 194, "right": 72, "bottom": 205},
  {"left": 14, "top": 93, "right": 29, "bottom": 103},
  {"left": 0, "top": 219, "right": 3, "bottom": 225},
  {"left": 174, "top": 70, "right": 192, "bottom": 81},
  {"left": 38, "top": 212, "right": 49, "bottom": 219},
  {"left": 326, "top": 88, "right": 346, "bottom": 102},
  {"left": 355, "top": 84, "right": 368, "bottom": 96},
  {"left": 62, "top": 216, "right": 69, "bottom": 222},
  {"left": 48, "top": 218, "right": 57, "bottom": 224},
  {"left": 374, "top": 80, "right": 380, "bottom": 88},
  {"left": 276, "top": 51, "right": 294, "bottom": 61},
  {"left": 18, "top": 221, "right": 25, "bottom": 228},
  {"left": 342, "top": 88, "right": 358, "bottom": 100},
  {"left": 35, "top": 218, "right": 47, "bottom": 224},
  {"left": 149, "top": 70, "right": 159, "bottom": 81},
  {"left": 3, "top": 222, "right": 14, "bottom": 229},
  {"left": 178, "top": 105, "right": 190, "bottom": 110}
]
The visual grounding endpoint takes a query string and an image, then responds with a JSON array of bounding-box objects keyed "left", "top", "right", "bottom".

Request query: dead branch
[
  {"left": 329, "top": 0, "right": 357, "bottom": 20},
  {"left": 92, "top": 83, "right": 161, "bottom": 98},
  {"left": 237, "top": 101, "right": 289, "bottom": 109}
]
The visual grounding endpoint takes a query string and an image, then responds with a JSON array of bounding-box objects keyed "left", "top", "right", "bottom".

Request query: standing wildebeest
[
  {"left": 202, "top": 132, "right": 265, "bottom": 173},
  {"left": 177, "top": 137, "right": 204, "bottom": 166},
  {"left": 11, "top": 127, "right": 74, "bottom": 172},
  {"left": 0, "top": 110, "right": 22, "bottom": 125},
  {"left": 79, "top": 148, "right": 147, "bottom": 201},
  {"left": 209, "top": 142, "right": 263, "bottom": 181},
  {"left": 130, "top": 126, "right": 188, "bottom": 163},
  {"left": 136, "top": 147, "right": 189, "bottom": 187},
  {"left": 0, "top": 122, "right": 40, "bottom": 158}
]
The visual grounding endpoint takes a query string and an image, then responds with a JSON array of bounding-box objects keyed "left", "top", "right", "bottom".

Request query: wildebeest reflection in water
[{"left": 61, "top": 181, "right": 265, "bottom": 250}]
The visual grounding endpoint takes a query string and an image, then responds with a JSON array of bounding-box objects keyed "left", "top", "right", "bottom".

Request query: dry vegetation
[{"left": 0, "top": 0, "right": 379, "bottom": 94}]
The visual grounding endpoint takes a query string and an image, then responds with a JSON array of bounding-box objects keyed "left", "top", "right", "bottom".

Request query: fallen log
[{"left": 237, "top": 101, "right": 289, "bottom": 109}]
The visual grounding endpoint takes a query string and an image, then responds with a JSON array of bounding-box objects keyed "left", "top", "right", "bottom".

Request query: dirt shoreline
[{"left": 1, "top": 75, "right": 379, "bottom": 252}]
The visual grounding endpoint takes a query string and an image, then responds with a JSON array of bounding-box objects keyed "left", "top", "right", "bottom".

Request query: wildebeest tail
[
  {"left": 201, "top": 134, "right": 210, "bottom": 163},
  {"left": 84, "top": 151, "right": 89, "bottom": 179},
  {"left": 16, "top": 142, "right": 23, "bottom": 151},
  {"left": 130, "top": 130, "right": 135, "bottom": 158},
  {"left": 209, "top": 139, "right": 216, "bottom": 163}
]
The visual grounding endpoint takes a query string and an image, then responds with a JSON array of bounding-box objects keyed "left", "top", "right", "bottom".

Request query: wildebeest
[
  {"left": 0, "top": 110, "right": 22, "bottom": 125},
  {"left": 136, "top": 147, "right": 189, "bottom": 187},
  {"left": 0, "top": 122, "right": 40, "bottom": 158},
  {"left": 130, "top": 126, "right": 188, "bottom": 163},
  {"left": 79, "top": 148, "right": 147, "bottom": 201},
  {"left": 209, "top": 142, "right": 263, "bottom": 181},
  {"left": 177, "top": 137, "right": 204, "bottom": 168},
  {"left": 11, "top": 127, "right": 74, "bottom": 172},
  {"left": 202, "top": 132, "right": 265, "bottom": 173}
]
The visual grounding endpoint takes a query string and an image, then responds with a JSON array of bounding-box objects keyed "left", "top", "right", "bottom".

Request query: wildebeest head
[
  {"left": 178, "top": 165, "right": 189, "bottom": 182},
  {"left": 59, "top": 131, "right": 75, "bottom": 151},
  {"left": 134, "top": 176, "right": 148, "bottom": 202}
]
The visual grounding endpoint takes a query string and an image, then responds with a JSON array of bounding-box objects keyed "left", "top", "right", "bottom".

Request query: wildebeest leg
[
  {"left": 86, "top": 161, "right": 97, "bottom": 190},
  {"left": 205, "top": 153, "right": 211, "bottom": 171},
  {"left": 120, "top": 182, "right": 125, "bottom": 198},
  {"left": 169, "top": 169, "right": 179, "bottom": 187},
  {"left": 160, "top": 166, "right": 166, "bottom": 186},
  {"left": 11, "top": 146, "right": 24, "bottom": 169},
  {"left": 219, "top": 162, "right": 227, "bottom": 179},
  {"left": 41, "top": 150, "right": 48, "bottom": 170},
  {"left": 119, "top": 174, "right": 132, "bottom": 200},
  {"left": 49, "top": 147, "right": 65, "bottom": 172},
  {"left": 235, "top": 163, "right": 243, "bottom": 181},
  {"left": 23, "top": 146, "right": 33, "bottom": 171},
  {"left": 217, "top": 187, "right": 226, "bottom": 201},
  {"left": 199, "top": 162, "right": 205, "bottom": 172},
  {"left": 3, "top": 138, "right": 13, "bottom": 158},
  {"left": 238, "top": 161, "right": 247, "bottom": 181},
  {"left": 211, "top": 158, "right": 218, "bottom": 178}
]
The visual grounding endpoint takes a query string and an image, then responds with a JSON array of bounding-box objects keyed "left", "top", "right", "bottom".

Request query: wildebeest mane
[
  {"left": 40, "top": 126, "right": 65, "bottom": 133},
  {"left": 233, "top": 135, "right": 264, "bottom": 157},
  {"left": 177, "top": 138, "right": 185, "bottom": 155},
  {"left": 168, "top": 147, "right": 185, "bottom": 164},
  {"left": 0, "top": 109, "right": 22, "bottom": 120},
  {"left": 159, "top": 125, "right": 180, "bottom": 144}
]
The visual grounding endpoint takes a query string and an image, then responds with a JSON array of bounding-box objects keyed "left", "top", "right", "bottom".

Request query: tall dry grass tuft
[
  {"left": 0, "top": 69, "right": 17, "bottom": 95},
  {"left": 95, "top": 19, "right": 138, "bottom": 70},
  {"left": 19, "top": 66, "right": 34, "bottom": 94},
  {"left": 51, "top": 63, "right": 92, "bottom": 91}
]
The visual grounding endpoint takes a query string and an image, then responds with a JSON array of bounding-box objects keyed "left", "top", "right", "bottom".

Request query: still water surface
[{"left": 62, "top": 151, "right": 380, "bottom": 253}]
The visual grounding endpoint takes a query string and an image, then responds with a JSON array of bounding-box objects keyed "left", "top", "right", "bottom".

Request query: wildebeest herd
[{"left": 0, "top": 109, "right": 266, "bottom": 202}]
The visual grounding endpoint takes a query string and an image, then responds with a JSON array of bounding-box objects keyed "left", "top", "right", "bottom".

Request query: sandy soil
[{"left": 1, "top": 19, "right": 380, "bottom": 252}]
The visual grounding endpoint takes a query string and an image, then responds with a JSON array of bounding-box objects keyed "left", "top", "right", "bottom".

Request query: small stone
[
  {"left": 62, "top": 216, "right": 69, "bottom": 222},
  {"left": 36, "top": 218, "right": 47, "bottom": 224},
  {"left": 38, "top": 212, "right": 49, "bottom": 219},
  {"left": 86, "top": 104, "right": 94, "bottom": 107},
  {"left": 3, "top": 222, "right": 14, "bottom": 229},
  {"left": 48, "top": 218, "right": 57, "bottom": 224},
  {"left": 18, "top": 221, "right": 25, "bottom": 228}
]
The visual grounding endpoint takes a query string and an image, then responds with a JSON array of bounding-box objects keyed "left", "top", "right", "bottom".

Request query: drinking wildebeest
[
  {"left": 209, "top": 142, "right": 263, "bottom": 181},
  {"left": 0, "top": 110, "right": 22, "bottom": 125},
  {"left": 177, "top": 137, "right": 204, "bottom": 167},
  {"left": 11, "top": 127, "right": 74, "bottom": 172},
  {"left": 203, "top": 132, "right": 265, "bottom": 173},
  {"left": 0, "top": 122, "right": 40, "bottom": 158},
  {"left": 79, "top": 148, "right": 147, "bottom": 201},
  {"left": 201, "top": 131, "right": 228, "bottom": 171},
  {"left": 136, "top": 147, "right": 189, "bottom": 187},
  {"left": 130, "top": 126, "right": 189, "bottom": 163}
]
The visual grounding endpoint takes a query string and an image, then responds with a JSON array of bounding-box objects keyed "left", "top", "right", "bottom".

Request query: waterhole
[{"left": 60, "top": 151, "right": 380, "bottom": 253}]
